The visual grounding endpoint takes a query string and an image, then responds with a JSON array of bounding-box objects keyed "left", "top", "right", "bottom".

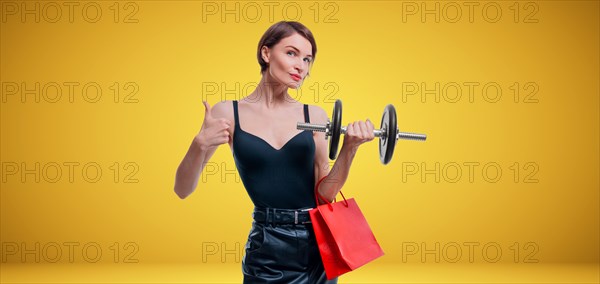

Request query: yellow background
[{"left": 1, "top": 0, "right": 598, "bottom": 283}]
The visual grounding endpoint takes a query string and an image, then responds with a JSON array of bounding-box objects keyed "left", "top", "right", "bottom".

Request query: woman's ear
[{"left": 261, "top": 46, "right": 270, "bottom": 63}]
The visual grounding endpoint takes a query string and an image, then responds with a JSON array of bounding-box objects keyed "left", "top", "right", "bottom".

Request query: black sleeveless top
[{"left": 232, "top": 100, "right": 316, "bottom": 209}]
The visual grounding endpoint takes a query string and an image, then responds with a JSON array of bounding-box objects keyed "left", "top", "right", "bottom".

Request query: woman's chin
[{"left": 286, "top": 81, "right": 302, "bottom": 89}]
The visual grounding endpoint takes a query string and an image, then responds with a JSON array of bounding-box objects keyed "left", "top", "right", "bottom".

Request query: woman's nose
[{"left": 295, "top": 60, "right": 304, "bottom": 74}]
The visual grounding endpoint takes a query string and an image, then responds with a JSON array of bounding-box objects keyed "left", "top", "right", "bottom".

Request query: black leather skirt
[{"left": 242, "top": 208, "right": 338, "bottom": 283}]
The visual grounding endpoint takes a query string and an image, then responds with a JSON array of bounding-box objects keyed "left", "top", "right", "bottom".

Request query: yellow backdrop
[{"left": 1, "top": 1, "right": 598, "bottom": 283}]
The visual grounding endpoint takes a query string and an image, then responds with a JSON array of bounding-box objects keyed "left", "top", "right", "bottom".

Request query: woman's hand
[
  {"left": 342, "top": 119, "right": 375, "bottom": 150},
  {"left": 195, "top": 101, "right": 232, "bottom": 151}
]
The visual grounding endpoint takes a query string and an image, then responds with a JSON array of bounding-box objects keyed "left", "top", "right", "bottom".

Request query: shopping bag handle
[{"left": 314, "top": 175, "right": 349, "bottom": 210}]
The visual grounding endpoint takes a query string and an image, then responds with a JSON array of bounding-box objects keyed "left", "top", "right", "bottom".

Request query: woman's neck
[{"left": 246, "top": 73, "right": 296, "bottom": 109}]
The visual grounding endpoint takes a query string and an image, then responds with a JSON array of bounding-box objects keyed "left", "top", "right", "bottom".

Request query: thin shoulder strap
[
  {"left": 233, "top": 100, "right": 240, "bottom": 128},
  {"left": 303, "top": 104, "right": 310, "bottom": 123}
]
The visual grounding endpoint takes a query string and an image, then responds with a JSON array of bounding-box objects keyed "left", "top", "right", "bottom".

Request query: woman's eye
[{"left": 287, "top": 50, "right": 311, "bottom": 63}]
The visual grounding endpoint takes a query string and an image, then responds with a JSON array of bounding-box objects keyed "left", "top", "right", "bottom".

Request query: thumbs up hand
[{"left": 196, "top": 101, "right": 232, "bottom": 151}]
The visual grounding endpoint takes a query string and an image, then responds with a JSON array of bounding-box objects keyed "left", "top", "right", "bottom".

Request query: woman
[{"left": 174, "top": 21, "right": 374, "bottom": 283}]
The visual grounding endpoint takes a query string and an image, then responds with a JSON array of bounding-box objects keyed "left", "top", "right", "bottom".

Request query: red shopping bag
[{"left": 309, "top": 176, "right": 384, "bottom": 280}]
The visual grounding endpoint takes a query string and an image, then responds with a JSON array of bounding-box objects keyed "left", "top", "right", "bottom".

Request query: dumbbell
[{"left": 297, "top": 100, "right": 426, "bottom": 164}]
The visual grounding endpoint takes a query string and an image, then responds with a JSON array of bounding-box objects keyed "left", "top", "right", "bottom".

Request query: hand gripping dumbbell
[{"left": 297, "top": 100, "right": 427, "bottom": 164}]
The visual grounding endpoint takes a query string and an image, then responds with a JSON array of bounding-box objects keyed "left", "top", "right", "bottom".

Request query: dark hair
[{"left": 257, "top": 21, "right": 317, "bottom": 75}]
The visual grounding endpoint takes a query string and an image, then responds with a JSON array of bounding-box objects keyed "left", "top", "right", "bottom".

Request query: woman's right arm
[{"left": 174, "top": 101, "right": 231, "bottom": 199}]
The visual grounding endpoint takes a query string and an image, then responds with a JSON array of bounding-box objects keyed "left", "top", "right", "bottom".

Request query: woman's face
[{"left": 262, "top": 33, "right": 313, "bottom": 89}]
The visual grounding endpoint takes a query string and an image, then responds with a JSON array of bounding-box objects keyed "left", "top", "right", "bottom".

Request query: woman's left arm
[{"left": 312, "top": 106, "right": 374, "bottom": 204}]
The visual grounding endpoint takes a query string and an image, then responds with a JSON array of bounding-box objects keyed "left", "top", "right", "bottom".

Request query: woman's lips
[{"left": 290, "top": 74, "right": 301, "bottom": 81}]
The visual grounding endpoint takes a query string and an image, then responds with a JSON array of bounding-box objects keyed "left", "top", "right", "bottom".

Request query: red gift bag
[{"left": 309, "top": 176, "right": 384, "bottom": 280}]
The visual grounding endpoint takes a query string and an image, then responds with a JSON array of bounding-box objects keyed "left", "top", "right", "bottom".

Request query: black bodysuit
[
  {"left": 232, "top": 100, "right": 316, "bottom": 209},
  {"left": 232, "top": 100, "right": 336, "bottom": 283}
]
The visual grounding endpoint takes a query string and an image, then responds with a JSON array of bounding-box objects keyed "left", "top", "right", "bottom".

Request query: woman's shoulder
[
  {"left": 209, "top": 100, "right": 235, "bottom": 119},
  {"left": 306, "top": 104, "right": 328, "bottom": 124}
]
